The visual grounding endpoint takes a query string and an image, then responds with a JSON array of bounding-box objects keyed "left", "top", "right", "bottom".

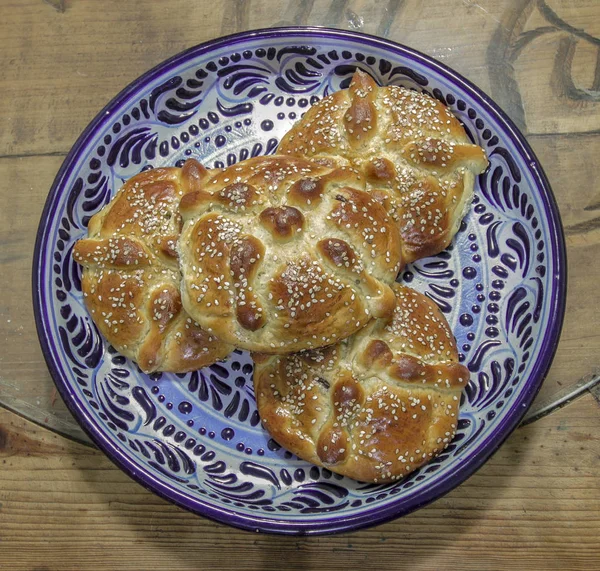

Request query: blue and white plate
[{"left": 33, "top": 27, "right": 566, "bottom": 535}]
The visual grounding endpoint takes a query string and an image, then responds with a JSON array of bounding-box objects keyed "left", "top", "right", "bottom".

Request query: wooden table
[{"left": 1, "top": 1, "right": 599, "bottom": 569}]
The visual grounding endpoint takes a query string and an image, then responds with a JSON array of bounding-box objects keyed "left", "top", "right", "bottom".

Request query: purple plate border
[{"left": 32, "top": 27, "right": 567, "bottom": 535}]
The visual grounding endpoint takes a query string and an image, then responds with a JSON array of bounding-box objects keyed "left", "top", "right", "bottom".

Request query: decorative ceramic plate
[{"left": 33, "top": 27, "right": 566, "bottom": 535}]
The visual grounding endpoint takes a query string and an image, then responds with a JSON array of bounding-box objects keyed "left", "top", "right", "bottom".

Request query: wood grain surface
[
  {"left": 1, "top": 395, "right": 598, "bottom": 570},
  {"left": 1, "top": 0, "right": 599, "bottom": 568}
]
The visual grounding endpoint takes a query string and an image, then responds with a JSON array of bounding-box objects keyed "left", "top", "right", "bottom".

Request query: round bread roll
[
  {"left": 73, "top": 160, "right": 233, "bottom": 373},
  {"left": 253, "top": 284, "right": 468, "bottom": 483},
  {"left": 278, "top": 70, "right": 489, "bottom": 263},
  {"left": 178, "top": 155, "right": 403, "bottom": 354}
]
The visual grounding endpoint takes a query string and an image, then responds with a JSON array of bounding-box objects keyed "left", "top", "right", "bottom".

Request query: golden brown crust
[
  {"left": 178, "top": 155, "right": 403, "bottom": 353},
  {"left": 73, "top": 161, "right": 233, "bottom": 373},
  {"left": 278, "top": 70, "right": 489, "bottom": 263},
  {"left": 253, "top": 284, "right": 468, "bottom": 483},
  {"left": 259, "top": 206, "right": 305, "bottom": 240}
]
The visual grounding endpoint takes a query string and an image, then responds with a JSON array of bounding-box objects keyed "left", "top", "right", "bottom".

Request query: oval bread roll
[
  {"left": 278, "top": 70, "right": 489, "bottom": 263},
  {"left": 177, "top": 155, "right": 403, "bottom": 354},
  {"left": 73, "top": 160, "right": 233, "bottom": 373},
  {"left": 253, "top": 284, "right": 468, "bottom": 483}
]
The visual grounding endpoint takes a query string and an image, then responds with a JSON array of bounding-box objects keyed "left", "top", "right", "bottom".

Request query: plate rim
[{"left": 32, "top": 26, "right": 568, "bottom": 535}]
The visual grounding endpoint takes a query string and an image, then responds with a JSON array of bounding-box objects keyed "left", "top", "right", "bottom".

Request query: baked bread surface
[
  {"left": 73, "top": 160, "right": 232, "bottom": 373},
  {"left": 178, "top": 155, "right": 403, "bottom": 353},
  {"left": 253, "top": 284, "right": 468, "bottom": 483},
  {"left": 278, "top": 70, "right": 489, "bottom": 263}
]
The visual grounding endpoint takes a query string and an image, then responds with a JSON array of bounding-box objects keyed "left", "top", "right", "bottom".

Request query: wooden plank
[
  {"left": 0, "top": 0, "right": 224, "bottom": 156},
  {"left": 0, "top": 0, "right": 522, "bottom": 157},
  {"left": 2, "top": 1, "right": 600, "bottom": 157},
  {"left": 485, "top": 0, "right": 600, "bottom": 134},
  {"left": 527, "top": 132, "right": 600, "bottom": 405},
  {"left": 513, "top": 31, "right": 600, "bottom": 135},
  {"left": 0, "top": 394, "right": 598, "bottom": 570},
  {"left": 0, "top": 154, "right": 80, "bottom": 436}
]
